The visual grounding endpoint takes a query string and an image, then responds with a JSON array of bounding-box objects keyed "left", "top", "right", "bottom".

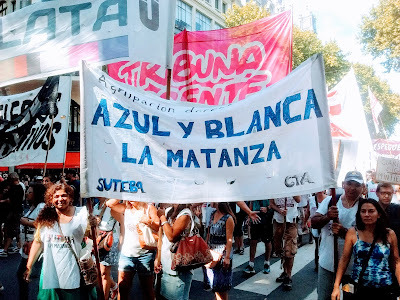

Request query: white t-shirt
[
  {"left": 317, "top": 195, "right": 358, "bottom": 274},
  {"left": 367, "top": 181, "right": 379, "bottom": 201},
  {"left": 121, "top": 207, "right": 149, "bottom": 257},
  {"left": 40, "top": 206, "right": 88, "bottom": 289},
  {"left": 161, "top": 208, "right": 192, "bottom": 275},
  {"left": 273, "top": 197, "right": 298, "bottom": 223},
  {"left": 20, "top": 203, "right": 45, "bottom": 258},
  {"left": 298, "top": 194, "right": 310, "bottom": 208}
]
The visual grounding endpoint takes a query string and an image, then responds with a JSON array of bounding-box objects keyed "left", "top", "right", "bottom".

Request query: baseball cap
[{"left": 344, "top": 171, "right": 364, "bottom": 184}]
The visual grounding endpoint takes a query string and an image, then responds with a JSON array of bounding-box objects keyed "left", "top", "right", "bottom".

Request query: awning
[{"left": 14, "top": 152, "right": 80, "bottom": 169}]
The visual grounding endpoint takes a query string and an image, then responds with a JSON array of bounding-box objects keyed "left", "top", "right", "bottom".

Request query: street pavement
[{"left": 0, "top": 239, "right": 318, "bottom": 300}]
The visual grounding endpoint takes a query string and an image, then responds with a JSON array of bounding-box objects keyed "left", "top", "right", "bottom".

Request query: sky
[
  {"left": 309, "top": 0, "right": 400, "bottom": 94},
  {"left": 308, "top": 0, "right": 400, "bottom": 138}
]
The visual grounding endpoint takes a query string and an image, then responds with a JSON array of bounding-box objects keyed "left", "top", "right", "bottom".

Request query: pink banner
[
  {"left": 108, "top": 11, "right": 292, "bottom": 105},
  {"left": 373, "top": 139, "right": 400, "bottom": 157}
]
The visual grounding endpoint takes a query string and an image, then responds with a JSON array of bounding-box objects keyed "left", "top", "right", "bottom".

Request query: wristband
[{"left": 161, "top": 221, "right": 168, "bottom": 226}]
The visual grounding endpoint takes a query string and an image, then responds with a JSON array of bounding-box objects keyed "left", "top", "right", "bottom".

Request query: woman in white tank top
[{"left": 107, "top": 200, "right": 160, "bottom": 300}]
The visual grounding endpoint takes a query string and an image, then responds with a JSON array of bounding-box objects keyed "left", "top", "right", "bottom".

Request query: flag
[
  {"left": 108, "top": 11, "right": 293, "bottom": 105},
  {"left": 368, "top": 87, "right": 383, "bottom": 133}
]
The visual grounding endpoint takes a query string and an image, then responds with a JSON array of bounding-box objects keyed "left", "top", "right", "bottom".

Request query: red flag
[{"left": 108, "top": 11, "right": 293, "bottom": 105}]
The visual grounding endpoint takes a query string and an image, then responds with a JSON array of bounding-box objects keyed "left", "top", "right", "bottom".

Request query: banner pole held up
[
  {"left": 330, "top": 188, "right": 339, "bottom": 274},
  {"left": 43, "top": 116, "right": 55, "bottom": 177},
  {"left": 86, "top": 198, "right": 105, "bottom": 300},
  {"left": 166, "top": 69, "right": 172, "bottom": 100}
]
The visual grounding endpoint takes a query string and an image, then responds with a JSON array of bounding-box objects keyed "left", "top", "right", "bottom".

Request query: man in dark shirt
[
  {"left": 0, "top": 172, "right": 24, "bottom": 257},
  {"left": 376, "top": 182, "right": 400, "bottom": 240},
  {"left": 66, "top": 169, "right": 81, "bottom": 206}
]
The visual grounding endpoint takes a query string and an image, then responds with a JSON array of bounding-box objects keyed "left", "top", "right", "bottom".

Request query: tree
[
  {"left": 353, "top": 63, "right": 400, "bottom": 137},
  {"left": 293, "top": 27, "right": 350, "bottom": 88},
  {"left": 223, "top": 0, "right": 269, "bottom": 28},
  {"left": 224, "top": 1, "right": 399, "bottom": 132},
  {"left": 360, "top": 0, "right": 400, "bottom": 72}
]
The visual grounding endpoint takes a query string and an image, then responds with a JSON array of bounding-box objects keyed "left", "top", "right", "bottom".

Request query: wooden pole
[
  {"left": 378, "top": 115, "right": 393, "bottom": 156},
  {"left": 43, "top": 116, "right": 55, "bottom": 177},
  {"left": 166, "top": 69, "right": 172, "bottom": 100},
  {"left": 86, "top": 198, "right": 105, "bottom": 300},
  {"left": 334, "top": 140, "right": 341, "bottom": 170},
  {"left": 330, "top": 188, "right": 339, "bottom": 274}
]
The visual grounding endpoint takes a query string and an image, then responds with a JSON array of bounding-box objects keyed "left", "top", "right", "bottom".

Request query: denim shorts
[
  {"left": 118, "top": 252, "right": 155, "bottom": 276},
  {"left": 160, "top": 271, "right": 193, "bottom": 300}
]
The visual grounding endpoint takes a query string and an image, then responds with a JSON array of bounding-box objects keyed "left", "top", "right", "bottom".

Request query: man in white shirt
[
  {"left": 366, "top": 171, "right": 379, "bottom": 201},
  {"left": 270, "top": 196, "right": 301, "bottom": 291},
  {"left": 311, "top": 170, "right": 364, "bottom": 300}
]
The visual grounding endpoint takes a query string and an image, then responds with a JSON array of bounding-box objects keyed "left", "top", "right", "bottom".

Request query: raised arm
[
  {"left": 140, "top": 205, "right": 160, "bottom": 232},
  {"left": 159, "top": 211, "right": 191, "bottom": 243},
  {"left": 106, "top": 199, "right": 126, "bottom": 214},
  {"left": 237, "top": 201, "right": 261, "bottom": 223}
]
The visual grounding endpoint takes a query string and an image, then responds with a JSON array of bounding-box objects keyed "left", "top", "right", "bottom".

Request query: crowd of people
[{"left": 0, "top": 169, "right": 400, "bottom": 300}]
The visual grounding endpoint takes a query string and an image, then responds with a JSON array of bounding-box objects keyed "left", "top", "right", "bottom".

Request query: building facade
[
  {"left": 246, "top": 0, "right": 317, "bottom": 33},
  {"left": 175, "top": 0, "right": 236, "bottom": 32}
]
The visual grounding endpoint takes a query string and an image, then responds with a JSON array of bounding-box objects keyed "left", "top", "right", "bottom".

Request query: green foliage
[
  {"left": 360, "top": 0, "right": 400, "bottom": 72},
  {"left": 224, "top": 1, "right": 399, "bottom": 133},
  {"left": 353, "top": 63, "right": 400, "bottom": 137},
  {"left": 293, "top": 27, "right": 350, "bottom": 88},
  {"left": 223, "top": 0, "right": 269, "bottom": 28}
]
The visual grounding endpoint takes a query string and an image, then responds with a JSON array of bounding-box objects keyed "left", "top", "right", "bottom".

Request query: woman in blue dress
[
  {"left": 204, "top": 202, "right": 236, "bottom": 300},
  {"left": 332, "top": 198, "right": 400, "bottom": 300}
]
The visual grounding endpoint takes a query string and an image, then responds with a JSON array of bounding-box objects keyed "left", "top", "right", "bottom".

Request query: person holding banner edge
[
  {"left": 106, "top": 199, "right": 159, "bottom": 300},
  {"left": 311, "top": 171, "right": 365, "bottom": 300}
]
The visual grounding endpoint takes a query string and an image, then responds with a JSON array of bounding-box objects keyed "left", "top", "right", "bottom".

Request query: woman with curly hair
[
  {"left": 331, "top": 198, "right": 400, "bottom": 300},
  {"left": 24, "top": 183, "right": 97, "bottom": 300}
]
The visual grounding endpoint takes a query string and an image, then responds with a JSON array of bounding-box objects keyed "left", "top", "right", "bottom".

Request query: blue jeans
[
  {"left": 160, "top": 271, "right": 193, "bottom": 300},
  {"left": 118, "top": 252, "right": 155, "bottom": 276}
]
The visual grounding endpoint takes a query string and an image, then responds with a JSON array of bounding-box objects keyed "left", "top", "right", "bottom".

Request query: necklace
[{"left": 343, "top": 197, "right": 357, "bottom": 208}]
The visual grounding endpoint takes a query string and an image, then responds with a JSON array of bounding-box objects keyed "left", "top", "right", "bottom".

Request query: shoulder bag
[
  {"left": 137, "top": 205, "right": 159, "bottom": 250},
  {"left": 95, "top": 205, "right": 116, "bottom": 252},
  {"left": 171, "top": 210, "right": 213, "bottom": 271},
  {"left": 58, "top": 222, "right": 98, "bottom": 286}
]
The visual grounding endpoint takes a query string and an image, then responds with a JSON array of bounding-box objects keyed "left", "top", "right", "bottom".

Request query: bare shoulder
[
  {"left": 346, "top": 227, "right": 357, "bottom": 240},
  {"left": 387, "top": 228, "right": 397, "bottom": 241}
]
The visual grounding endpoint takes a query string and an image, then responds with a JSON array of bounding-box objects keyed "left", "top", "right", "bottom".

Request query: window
[
  {"left": 215, "top": 0, "right": 220, "bottom": 10},
  {"left": 214, "top": 23, "right": 224, "bottom": 30},
  {"left": 175, "top": 0, "right": 192, "bottom": 31},
  {"left": 222, "top": 2, "right": 227, "bottom": 13},
  {"left": 196, "top": 11, "right": 211, "bottom": 31}
]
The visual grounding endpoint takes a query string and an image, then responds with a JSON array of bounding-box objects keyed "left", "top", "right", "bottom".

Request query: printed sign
[
  {"left": 81, "top": 54, "right": 335, "bottom": 203},
  {"left": 373, "top": 139, "right": 400, "bottom": 159},
  {"left": 0, "top": 0, "right": 176, "bottom": 87},
  {"left": 108, "top": 11, "right": 292, "bottom": 105},
  {"left": 0, "top": 76, "right": 71, "bottom": 166},
  {"left": 376, "top": 156, "right": 400, "bottom": 185}
]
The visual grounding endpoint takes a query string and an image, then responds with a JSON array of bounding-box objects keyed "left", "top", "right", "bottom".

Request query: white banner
[
  {"left": 0, "top": 0, "right": 176, "bottom": 87},
  {"left": 328, "top": 69, "right": 374, "bottom": 184},
  {"left": 0, "top": 76, "right": 71, "bottom": 166},
  {"left": 81, "top": 54, "right": 336, "bottom": 203}
]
